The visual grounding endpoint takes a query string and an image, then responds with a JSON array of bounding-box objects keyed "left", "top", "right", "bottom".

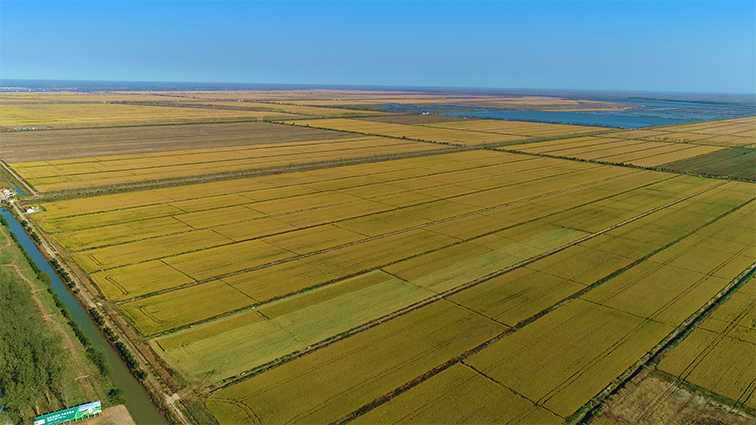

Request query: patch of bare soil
[
  {"left": 594, "top": 373, "right": 754, "bottom": 425},
  {"left": 1, "top": 121, "right": 352, "bottom": 163},
  {"left": 85, "top": 405, "right": 136, "bottom": 425}
]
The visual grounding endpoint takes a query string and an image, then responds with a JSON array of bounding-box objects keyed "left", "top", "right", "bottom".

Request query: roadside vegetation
[{"left": 0, "top": 218, "right": 121, "bottom": 424}]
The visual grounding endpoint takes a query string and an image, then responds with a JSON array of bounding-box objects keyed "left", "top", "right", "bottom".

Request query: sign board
[{"left": 33, "top": 400, "right": 102, "bottom": 425}]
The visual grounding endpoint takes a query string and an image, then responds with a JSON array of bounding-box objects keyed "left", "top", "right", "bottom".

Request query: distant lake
[
  {"left": 379, "top": 97, "right": 755, "bottom": 129},
  {"left": 441, "top": 110, "right": 686, "bottom": 129}
]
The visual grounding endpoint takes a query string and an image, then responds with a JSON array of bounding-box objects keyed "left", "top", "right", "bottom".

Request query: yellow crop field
[
  {"left": 152, "top": 271, "right": 435, "bottom": 384},
  {"left": 423, "top": 118, "right": 595, "bottom": 138},
  {"left": 75, "top": 229, "right": 233, "bottom": 273},
  {"left": 59, "top": 154, "right": 688, "bottom": 340},
  {"left": 588, "top": 143, "right": 694, "bottom": 164},
  {"left": 658, "top": 279, "right": 756, "bottom": 410},
  {"left": 629, "top": 145, "right": 725, "bottom": 167},
  {"left": 518, "top": 138, "right": 645, "bottom": 156},
  {"left": 162, "top": 239, "right": 294, "bottom": 281},
  {"left": 385, "top": 227, "right": 587, "bottom": 294},
  {"left": 466, "top": 299, "right": 673, "bottom": 417},
  {"left": 0, "top": 103, "right": 297, "bottom": 128},
  {"left": 352, "top": 363, "right": 563, "bottom": 424},
  {"left": 120, "top": 280, "right": 255, "bottom": 336},
  {"left": 13, "top": 136, "right": 443, "bottom": 192},
  {"left": 286, "top": 118, "right": 514, "bottom": 144},
  {"left": 0, "top": 91, "right": 190, "bottom": 104},
  {"left": 36, "top": 190, "right": 175, "bottom": 219},
  {"left": 36, "top": 204, "right": 185, "bottom": 234},
  {"left": 18, "top": 129, "right": 756, "bottom": 425},
  {"left": 222, "top": 259, "right": 339, "bottom": 302},
  {"left": 90, "top": 260, "right": 195, "bottom": 301},
  {"left": 556, "top": 141, "right": 670, "bottom": 160},
  {"left": 54, "top": 216, "right": 192, "bottom": 251},
  {"left": 610, "top": 117, "right": 756, "bottom": 147},
  {"left": 205, "top": 300, "right": 505, "bottom": 424},
  {"left": 504, "top": 136, "right": 726, "bottom": 168},
  {"left": 211, "top": 217, "right": 297, "bottom": 242},
  {"left": 264, "top": 224, "right": 365, "bottom": 255},
  {"left": 173, "top": 205, "right": 266, "bottom": 229}
]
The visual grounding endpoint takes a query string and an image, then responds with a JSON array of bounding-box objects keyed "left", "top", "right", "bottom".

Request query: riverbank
[
  {"left": 0, "top": 220, "right": 121, "bottom": 423},
  {"left": 0, "top": 207, "right": 169, "bottom": 425}
]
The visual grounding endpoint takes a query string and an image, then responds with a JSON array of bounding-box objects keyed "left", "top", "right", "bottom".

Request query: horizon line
[{"left": 2, "top": 78, "right": 755, "bottom": 97}]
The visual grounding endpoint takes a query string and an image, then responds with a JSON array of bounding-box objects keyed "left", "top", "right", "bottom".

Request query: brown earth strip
[
  {"left": 1, "top": 121, "right": 353, "bottom": 163},
  {"left": 84, "top": 405, "right": 137, "bottom": 425},
  {"left": 592, "top": 373, "right": 754, "bottom": 425}
]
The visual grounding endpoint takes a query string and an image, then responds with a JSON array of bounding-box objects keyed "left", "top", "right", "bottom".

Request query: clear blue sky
[{"left": 2, "top": 1, "right": 754, "bottom": 93}]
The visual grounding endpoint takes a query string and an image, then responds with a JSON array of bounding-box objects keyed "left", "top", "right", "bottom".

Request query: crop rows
[
  {"left": 609, "top": 117, "right": 756, "bottom": 147},
  {"left": 502, "top": 136, "right": 725, "bottom": 167},
  {"left": 12, "top": 136, "right": 442, "bottom": 192},
  {"left": 657, "top": 269, "right": 756, "bottom": 410},
  {"left": 286, "top": 118, "right": 595, "bottom": 145},
  {"left": 420, "top": 118, "right": 596, "bottom": 138},
  {"left": 203, "top": 178, "right": 754, "bottom": 424},
  {"left": 0, "top": 102, "right": 298, "bottom": 129}
]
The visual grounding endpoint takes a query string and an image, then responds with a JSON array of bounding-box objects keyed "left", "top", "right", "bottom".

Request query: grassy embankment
[{"left": 0, "top": 217, "right": 122, "bottom": 424}]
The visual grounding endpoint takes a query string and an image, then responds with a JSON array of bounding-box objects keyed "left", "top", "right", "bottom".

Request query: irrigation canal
[{"left": 0, "top": 208, "right": 167, "bottom": 425}]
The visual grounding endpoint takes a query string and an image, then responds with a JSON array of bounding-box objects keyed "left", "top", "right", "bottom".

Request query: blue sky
[{"left": 2, "top": 1, "right": 754, "bottom": 93}]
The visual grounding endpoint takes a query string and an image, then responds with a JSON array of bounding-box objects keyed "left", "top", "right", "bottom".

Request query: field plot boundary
[
  {"left": 200, "top": 179, "right": 731, "bottom": 396},
  {"left": 573, "top": 263, "right": 756, "bottom": 425},
  {"left": 495, "top": 144, "right": 755, "bottom": 183},
  {"left": 331, "top": 189, "right": 754, "bottom": 425},
  {"left": 0, "top": 159, "right": 37, "bottom": 196},
  {"left": 25, "top": 146, "right": 464, "bottom": 202},
  {"left": 117, "top": 167, "right": 640, "bottom": 309}
]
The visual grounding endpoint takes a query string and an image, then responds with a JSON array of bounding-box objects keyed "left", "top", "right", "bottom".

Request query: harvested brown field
[
  {"left": 1, "top": 121, "right": 353, "bottom": 163},
  {"left": 591, "top": 373, "right": 755, "bottom": 425}
]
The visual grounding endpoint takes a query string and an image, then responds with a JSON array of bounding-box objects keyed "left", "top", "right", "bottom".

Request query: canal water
[{"left": 0, "top": 208, "right": 167, "bottom": 425}]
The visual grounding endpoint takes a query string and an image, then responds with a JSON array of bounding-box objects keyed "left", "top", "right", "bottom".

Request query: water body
[
  {"left": 381, "top": 93, "right": 755, "bottom": 129},
  {"left": 12, "top": 185, "right": 25, "bottom": 197},
  {"left": 0, "top": 209, "right": 166, "bottom": 425},
  {"left": 443, "top": 110, "right": 686, "bottom": 129}
]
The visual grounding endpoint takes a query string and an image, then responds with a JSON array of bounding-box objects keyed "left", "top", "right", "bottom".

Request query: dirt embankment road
[{"left": 85, "top": 406, "right": 137, "bottom": 425}]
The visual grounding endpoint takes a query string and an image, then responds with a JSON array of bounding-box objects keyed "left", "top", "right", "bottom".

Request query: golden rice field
[
  {"left": 11, "top": 92, "right": 755, "bottom": 425},
  {"left": 0, "top": 103, "right": 299, "bottom": 128},
  {"left": 657, "top": 277, "right": 756, "bottom": 410},
  {"left": 204, "top": 177, "right": 753, "bottom": 424},
  {"left": 502, "top": 135, "right": 727, "bottom": 167},
  {"left": 286, "top": 117, "right": 597, "bottom": 145},
  {"left": 0, "top": 91, "right": 190, "bottom": 104},
  {"left": 11, "top": 136, "right": 445, "bottom": 192},
  {"left": 421, "top": 118, "right": 596, "bottom": 138},
  {"left": 24, "top": 142, "right": 755, "bottom": 425},
  {"left": 610, "top": 116, "right": 756, "bottom": 147},
  {"left": 495, "top": 117, "right": 755, "bottom": 176}
]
